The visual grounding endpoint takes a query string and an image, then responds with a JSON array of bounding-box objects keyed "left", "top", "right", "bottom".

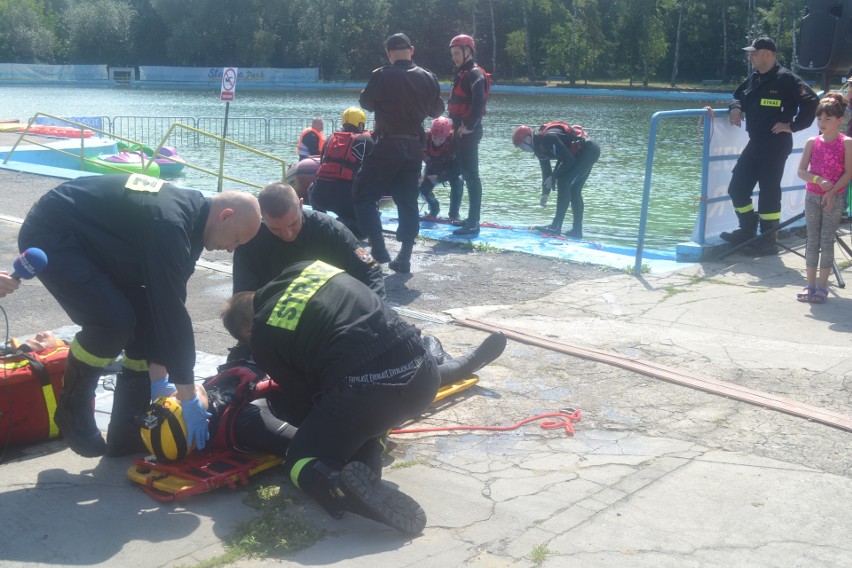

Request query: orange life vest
[
  {"left": 316, "top": 130, "right": 371, "bottom": 182},
  {"left": 297, "top": 127, "right": 325, "bottom": 158},
  {"left": 539, "top": 121, "right": 588, "bottom": 155}
]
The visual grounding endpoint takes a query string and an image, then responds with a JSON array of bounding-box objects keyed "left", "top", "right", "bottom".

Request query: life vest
[
  {"left": 316, "top": 130, "right": 371, "bottom": 182},
  {"left": 297, "top": 127, "right": 325, "bottom": 158},
  {"left": 447, "top": 65, "right": 491, "bottom": 121},
  {"left": 539, "top": 121, "right": 588, "bottom": 155},
  {"left": 204, "top": 361, "right": 281, "bottom": 452},
  {"left": 424, "top": 134, "right": 455, "bottom": 168}
]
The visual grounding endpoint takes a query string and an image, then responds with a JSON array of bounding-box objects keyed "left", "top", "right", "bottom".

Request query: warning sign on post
[{"left": 220, "top": 67, "right": 238, "bottom": 102}]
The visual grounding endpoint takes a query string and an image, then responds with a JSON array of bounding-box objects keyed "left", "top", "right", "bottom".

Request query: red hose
[{"left": 391, "top": 409, "right": 582, "bottom": 436}]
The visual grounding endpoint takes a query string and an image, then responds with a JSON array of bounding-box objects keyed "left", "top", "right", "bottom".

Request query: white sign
[{"left": 220, "top": 67, "right": 237, "bottom": 102}]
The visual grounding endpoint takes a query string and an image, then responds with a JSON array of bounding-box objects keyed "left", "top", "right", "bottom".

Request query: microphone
[{"left": 11, "top": 248, "right": 48, "bottom": 280}]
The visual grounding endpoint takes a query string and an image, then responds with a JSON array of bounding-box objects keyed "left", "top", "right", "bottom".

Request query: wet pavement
[{"left": 0, "top": 170, "right": 850, "bottom": 567}]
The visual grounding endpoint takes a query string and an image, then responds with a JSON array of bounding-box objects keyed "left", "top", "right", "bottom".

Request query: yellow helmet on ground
[
  {"left": 139, "top": 396, "right": 192, "bottom": 462},
  {"left": 342, "top": 107, "right": 366, "bottom": 131}
]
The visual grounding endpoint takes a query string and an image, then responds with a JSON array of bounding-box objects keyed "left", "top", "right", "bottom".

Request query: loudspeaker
[{"left": 798, "top": 0, "right": 852, "bottom": 73}]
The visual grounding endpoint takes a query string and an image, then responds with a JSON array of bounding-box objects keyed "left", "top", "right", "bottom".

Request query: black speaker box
[{"left": 798, "top": 0, "right": 852, "bottom": 73}]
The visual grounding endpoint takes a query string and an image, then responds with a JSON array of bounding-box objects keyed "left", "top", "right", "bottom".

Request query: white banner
[{"left": 697, "top": 116, "right": 818, "bottom": 242}]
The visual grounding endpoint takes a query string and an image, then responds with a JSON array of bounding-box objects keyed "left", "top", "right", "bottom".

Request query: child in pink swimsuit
[{"left": 796, "top": 92, "right": 852, "bottom": 303}]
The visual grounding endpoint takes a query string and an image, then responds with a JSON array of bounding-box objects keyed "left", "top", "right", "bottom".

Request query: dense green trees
[{"left": 0, "top": 0, "right": 821, "bottom": 84}]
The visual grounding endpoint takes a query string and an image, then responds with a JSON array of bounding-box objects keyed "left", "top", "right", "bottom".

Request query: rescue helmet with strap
[
  {"left": 139, "top": 396, "right": 191, "bottom": 463},
  {"left": 429, "top": 117, "right": 453, "bottom": 139},
  {"left": 512, "top": 125, "right": 534, "bottom": 147},
  {"left": 449, "top": 34, "right": 476, "bottom": 51},
  {"left": 342, "top": 107, "right": 366, "bottom": 131}
]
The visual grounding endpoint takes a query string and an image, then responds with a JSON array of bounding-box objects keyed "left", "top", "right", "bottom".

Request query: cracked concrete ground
[{"left": 0, "top": 169, "right": 850, "bottom": 567}]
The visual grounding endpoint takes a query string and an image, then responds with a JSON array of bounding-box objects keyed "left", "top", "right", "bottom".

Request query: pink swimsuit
[{"left": 806, "top": 134, "right": 847, "bottom": 195}]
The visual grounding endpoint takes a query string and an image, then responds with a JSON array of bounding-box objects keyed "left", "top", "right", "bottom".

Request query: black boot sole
[{"left": 340, "top": 461, "right": 426, "bottom": 535}]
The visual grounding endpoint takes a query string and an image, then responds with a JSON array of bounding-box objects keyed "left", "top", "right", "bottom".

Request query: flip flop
[
  {"left": 810, "top": 287, "right": 828, "bottom": 304},
  {"left": 796, "top": 286, "right": 815, "bottom": 302}
]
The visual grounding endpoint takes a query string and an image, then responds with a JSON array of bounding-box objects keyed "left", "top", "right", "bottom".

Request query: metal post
[{"left": 217, "top": 103, "right": 230, "bottom": 193}]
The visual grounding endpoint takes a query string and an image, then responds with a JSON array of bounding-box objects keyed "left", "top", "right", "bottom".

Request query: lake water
[{"left": 1, "top": 85, "right": 723, "bottom": 249}]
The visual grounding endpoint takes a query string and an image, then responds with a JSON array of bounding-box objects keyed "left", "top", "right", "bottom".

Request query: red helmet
[
  {"left": 512, "top": 125, "right": 534, "bottom": 147},
  {"left": 449, "top": 34, "right": 476, "bottom": 51},
  {"left": 429, "top": 117, "right": 453, "bottom": 139}
]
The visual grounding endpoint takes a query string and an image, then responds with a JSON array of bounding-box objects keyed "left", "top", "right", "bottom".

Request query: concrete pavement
[{"left": 0, "top": 170, "right": 850, "bottom": 567}]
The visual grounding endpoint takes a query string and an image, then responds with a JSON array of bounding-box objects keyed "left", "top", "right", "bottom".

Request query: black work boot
[
  {"left": 423, "top": 334, "right": 451, "bottom": 365},
  {"left": 389, "top": 241, "right": 413, "bottom": 274},
  {"left": 438, "top": 332, "right": 507, "bottom": 387},
  {"left": 720, "top": 210, "right": 759, "bottom": 244},
  {"left": 54, "top": 353, "right": 106, "bottom": 457},
  {"left": 295, "top": 459, "right": 426, "bottom": 534},
  {"left": 369, "top": 236, "right": 391, "bottom": 264},
  {"left": 750, "top": 219, "right": 780, "bottom": 256},
  {"left": 105, "top": 368, "right": 151, "bottom": 457},
  {"left": 452, "top": 221, "right": 480, "bottom": 236}
]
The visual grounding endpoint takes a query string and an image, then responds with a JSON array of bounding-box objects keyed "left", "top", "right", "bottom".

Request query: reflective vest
[
  {"left": 315, "top": 130, "right": 371, "bottom": 182},
  {"left": 539, "top": 121, "right": 588, "bottom": 155},
  {"left": 297, "top": 127, "right": 325, "bottom": 158},
  {"left": 447, "top": 65, "right": 491, "bottom": 121}
]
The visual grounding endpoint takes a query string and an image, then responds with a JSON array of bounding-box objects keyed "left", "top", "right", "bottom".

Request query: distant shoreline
[{"left": 0, "top": 80, "right": 731, "bottom": 102}]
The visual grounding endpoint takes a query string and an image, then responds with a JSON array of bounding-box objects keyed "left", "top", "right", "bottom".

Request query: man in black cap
[
  {"left": 352, "top": 33, "right": 445, "bottom": 274},
  {"left": 720, "top": 36, "right": 818, "bottom": 255}
]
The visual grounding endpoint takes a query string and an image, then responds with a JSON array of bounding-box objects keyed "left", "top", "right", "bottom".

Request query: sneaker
[
  {"left": 340, "top": 461, "right": 427, "bottom": 535},
  {"left": 531, "top": 225, "right": 560, "bottom": 235},
  {"left": 450, "top": 218, "right": 468, "bottom": 227},
  {"left": 564, "top": 228, "right": 583, "bottom": 239},
  {"left": 452, "top": 223, "right": 480, "bottom": 236}
]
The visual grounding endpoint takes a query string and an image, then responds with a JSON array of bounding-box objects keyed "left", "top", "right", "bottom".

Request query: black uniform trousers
[
  {"left": 282, "top": 335, "right": 440, "bottom": 473},
  {"left": 309, "top": 179, "right": 360, "bottom": 236},
  {"left": 727, "top": 134, "right": 793, "bottom": 217},
  {"left": 419, "top": 164, "right": 464, "bottom": 219},
  {"left": 353, "top": 137, "right": 422, "bottom": 245},
  {"left": 18, "top": 214, "right": 150, "bottom": 364}
]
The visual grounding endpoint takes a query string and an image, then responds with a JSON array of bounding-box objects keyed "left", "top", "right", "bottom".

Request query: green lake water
[{"left": 1, "top": 85, "right": 724, "bottom": 250}]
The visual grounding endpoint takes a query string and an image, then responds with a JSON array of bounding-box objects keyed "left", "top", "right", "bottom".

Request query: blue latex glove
[
  {"left": 180, "top": 396, "right": 212, "bottom": 450},
  {"left": 150, "top": 377, "right": 177, "bottom": 400}
]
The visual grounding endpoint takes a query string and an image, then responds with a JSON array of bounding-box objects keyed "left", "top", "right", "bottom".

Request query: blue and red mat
[{"left": 382, "top": 214, "right": 685, "bottom": 274}]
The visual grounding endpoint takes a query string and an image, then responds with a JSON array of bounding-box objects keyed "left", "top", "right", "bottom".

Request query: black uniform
[
  {"left": 17, "top": 174, "right": 209, "bottom": 386},
  {"left": 727, "top": 63, "right": 818, "bottom": 225},
  {"left": 352, "top": 59, "right": 444, "bottom": 257},
  {"left": 232, "top": 209, "right": 385, "bottom": 299},
  {"left": 532, "top": 129, "right": 600, "bottom": 236},
  {"left": 250, "top": 260, "right": 440, "bottom": 474}
]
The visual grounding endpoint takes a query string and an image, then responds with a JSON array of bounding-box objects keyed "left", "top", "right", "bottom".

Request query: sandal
[
  {"left": 810, "top": 287, "right": 828, "bottom": 304},
  {"left": 796, "top": 286, "right": 815, "bottom": 302}
]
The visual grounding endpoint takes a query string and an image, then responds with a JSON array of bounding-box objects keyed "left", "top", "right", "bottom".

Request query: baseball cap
[
  {"left": 386, "top": 33, "right": 413, "bottom": 51},
  {"left": 743, "top": 37, "right": 776, "bottom": 52}
]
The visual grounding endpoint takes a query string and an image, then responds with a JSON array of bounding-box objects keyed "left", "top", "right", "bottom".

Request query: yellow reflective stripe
[
  {"left": 70, "top": 339, "right": 114, "bottom": 368},
  {"left": 734, "top": 203, "right": 755, "bottom": 214},
  {"left": 121, "top": 356, "right": 148, "bottom": 372},
  {"left": 290, "top": 457, "right": 316, "bottom": 489},
  {"left": 760, "top": 212, "right": 781, "bottom": 221},
  {"left": 124, "top": 174, "right": 164, "bottom": 193},
  {"left": 760, "top": 98, "right": 781, "bottom": 107},
  {"left": 42, "top": 383, "right": 60, "bottom": 438},
  {"left": 267, "top": 261, "right": 343, "bottom": 331}
]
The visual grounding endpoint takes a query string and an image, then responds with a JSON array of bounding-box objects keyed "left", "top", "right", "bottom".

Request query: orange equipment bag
[{"left": 0, "top": 344, "right": 69, "bottom": 446}]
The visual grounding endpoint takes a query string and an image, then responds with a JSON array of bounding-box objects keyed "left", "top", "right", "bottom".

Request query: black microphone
[{"left": 11, "top": 248, "right": 48, "bottom": 280}]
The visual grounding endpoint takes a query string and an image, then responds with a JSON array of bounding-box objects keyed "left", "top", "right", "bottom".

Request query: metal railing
[{"left": 635, "top": 108, "right": 718, "bottom": 275}]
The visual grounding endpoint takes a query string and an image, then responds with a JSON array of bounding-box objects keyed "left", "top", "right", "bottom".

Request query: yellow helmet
[
  {"left": 139, "top": 396, "right": 192, "bottom": 462},
  {"left": 342, "top": 107, "right": 366, "bottom": 131}
]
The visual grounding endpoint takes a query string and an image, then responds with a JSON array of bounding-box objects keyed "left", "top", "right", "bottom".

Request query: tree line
[{"left": 0, "top": 0, "right": 825, "bottom": 86}]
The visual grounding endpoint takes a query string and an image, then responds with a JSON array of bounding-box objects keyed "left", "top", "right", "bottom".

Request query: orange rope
[{"left": 391, "top": 409, "right": 582, "bottom": 436}]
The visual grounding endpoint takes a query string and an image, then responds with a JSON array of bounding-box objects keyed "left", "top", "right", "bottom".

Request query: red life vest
[
  {"left": 447, "top": 65, "right": 491, "bottom": 121},
  {"left": 297, "top": 127, "right": 325, "bottom": 158},
  {"left": 424, "top": 133, "right": 455, "bottom": 167},
  {"left": 539, "top": 121, "right": 588, "bottom": 155},
  {"left": 316, "top": 130, "right": 371, "bottom": 182},
  {"left": 204, "top": 361, "right": 281, "bottom": 452}
]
